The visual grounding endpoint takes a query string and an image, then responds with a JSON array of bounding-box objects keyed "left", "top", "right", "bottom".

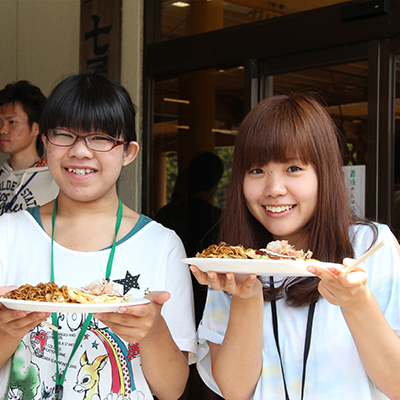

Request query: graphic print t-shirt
[
  {"left": 0, "top": 210, "right": 197, "bottom": 400},
  {"left": 0, "top": 159, "right": 58, "bottom": 215}
]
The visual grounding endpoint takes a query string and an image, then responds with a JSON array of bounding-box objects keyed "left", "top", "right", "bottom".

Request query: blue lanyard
[{"left": 50, "top": 196, "right": 123, "bottom": 399}]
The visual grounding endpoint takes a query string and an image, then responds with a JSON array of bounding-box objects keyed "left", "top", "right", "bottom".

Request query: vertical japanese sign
[
  {"left": 342, "top": 165, "right": 366, "bottom": 217},
  {"left": 80, "top": 0, "right": 122, "bottom": 81}
]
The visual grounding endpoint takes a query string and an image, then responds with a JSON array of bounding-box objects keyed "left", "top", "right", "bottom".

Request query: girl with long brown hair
[{"left": 191, "top": 92, "right": 400, "bottom": 400}]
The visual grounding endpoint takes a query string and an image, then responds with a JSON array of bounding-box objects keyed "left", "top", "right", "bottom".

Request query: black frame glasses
[{"left": 43, "top": 129, "right": 128, "bottom": 152}]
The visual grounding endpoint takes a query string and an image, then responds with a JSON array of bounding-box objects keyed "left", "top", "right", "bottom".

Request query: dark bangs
[
  {"left": 237, "top": 95, "right": 320, "bottom": 174},
  {"left": 40, "top": 71, "right": 136, "bottom": 142}
]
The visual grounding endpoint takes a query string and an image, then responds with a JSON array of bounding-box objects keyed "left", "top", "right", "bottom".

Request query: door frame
[{"left": 143, "top": 1, "right": 400, "bottom": 223}]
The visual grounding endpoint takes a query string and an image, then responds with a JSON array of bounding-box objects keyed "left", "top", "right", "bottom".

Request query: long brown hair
[{"left": 219, "top": 92, "right": 375, "bottom": 307}]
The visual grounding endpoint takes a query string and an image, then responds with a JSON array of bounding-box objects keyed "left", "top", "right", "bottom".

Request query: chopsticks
[
  {"left": 347, "top": 239, "right": 386, "bottom": 271},
  {"left": 43, "top": 320, "right": 58, "bottom": 331}
]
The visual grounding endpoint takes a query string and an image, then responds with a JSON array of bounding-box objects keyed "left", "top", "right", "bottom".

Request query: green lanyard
[{"left": 50, "top": 197, "right": 123, "bottom": 400}]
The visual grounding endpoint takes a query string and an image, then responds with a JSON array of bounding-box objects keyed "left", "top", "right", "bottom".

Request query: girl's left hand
[
  {"left": 93, "top": 291, "right": 169, "bottom": 343},
  {"left": 306, "top": 258, "right": 368, "bottom": 309}
]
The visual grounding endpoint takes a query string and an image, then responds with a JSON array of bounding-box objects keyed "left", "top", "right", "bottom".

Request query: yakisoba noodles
[
  {"left": 1, "top": 282, "right": 77, "bottom": 303},
  {"left": 197, "top": 242, "right": 252, "bottom": 259},
  {"left": 0, "top": 279, "right": 132, "bottom": 304},
  {"left": 196, "top": 240, "right": 314, "bottom": 261}
]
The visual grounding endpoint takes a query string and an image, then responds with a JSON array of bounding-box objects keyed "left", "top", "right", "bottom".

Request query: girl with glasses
[
  {"left": 0, "top": 70, "right": 196, "bottom": 400},
  {"left": 191, "top": 92, "right": 400, "bottom": 400}
]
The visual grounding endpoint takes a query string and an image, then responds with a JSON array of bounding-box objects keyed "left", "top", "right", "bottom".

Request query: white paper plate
[
  {"left": 0, "top": 297, "right": 150, "bottom": 313},
  {"left": 182, "top": 257, "right": 340, "bottom": 276}
]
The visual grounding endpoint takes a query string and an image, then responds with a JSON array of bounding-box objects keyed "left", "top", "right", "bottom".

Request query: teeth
[
  {"left": 68, "top": 168, "right": 94, "bottom": 175},
  {"left": 265, "top": 205, "right": 293, "bottom": 213}
]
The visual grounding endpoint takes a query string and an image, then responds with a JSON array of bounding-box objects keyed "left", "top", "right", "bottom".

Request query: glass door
[
  {"left": 259, "top": 44, "right": 375, "bottom": 218},
  {"left": 391, "top": 53, "right": 400, "bottom": 238},
  {"left": 258, "top": 41, "right": 399, "bottom": 236}
]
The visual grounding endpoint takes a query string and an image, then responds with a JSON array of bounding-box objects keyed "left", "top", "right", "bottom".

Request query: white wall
[
  {"left": 0, "top": 0, "right": 80, "bottom": 96},
  {"left": 0, "top": 0, "right": 143, "bottom": 210},
  {"left": 0, "top": 0, "right": 80, "bottom": 169}
]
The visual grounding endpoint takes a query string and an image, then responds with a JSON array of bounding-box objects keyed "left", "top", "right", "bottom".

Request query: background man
[{"left": 0, "top": 80, "right": 58, "bottom": 215}]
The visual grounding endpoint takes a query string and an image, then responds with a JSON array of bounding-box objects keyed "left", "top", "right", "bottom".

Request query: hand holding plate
[
  {"left": 0, "top": 301, "right": 51, "bottom": 339},
  {"left": 190, "top": 265, "right": 262, "bottom": 299},
  {"left": 0, "top": 286, "right": 17, "bottom": 296},
  {"left": 93, "top": 291, "right": 170, "bottom": 344}
]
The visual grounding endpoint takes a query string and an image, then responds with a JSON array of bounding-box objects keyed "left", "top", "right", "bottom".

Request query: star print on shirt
[
  {"left": 113, "top": 271, "right": 140, "bottom": 295},
  {"left": 92, "top": 341, "right": 99, "bottom": 349}
]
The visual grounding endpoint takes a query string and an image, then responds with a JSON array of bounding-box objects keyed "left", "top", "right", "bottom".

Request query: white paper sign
[{"left": 342, "top": 165, "right": 366, "bottom": 217}]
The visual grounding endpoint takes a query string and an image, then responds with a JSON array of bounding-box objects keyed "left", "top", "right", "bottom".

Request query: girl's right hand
[
  {"left": 190, "top": 265, "right": 262, "bottom": 299},
  {"left": 0, "top": 287, "right": 51, "bottom": 338}
]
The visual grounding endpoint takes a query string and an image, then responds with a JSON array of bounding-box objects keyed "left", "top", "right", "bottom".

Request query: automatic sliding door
[{"left": 260, "top": 57, "right": 370, "bottom": 221}]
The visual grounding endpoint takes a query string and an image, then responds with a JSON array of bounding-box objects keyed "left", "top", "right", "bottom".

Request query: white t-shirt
[
  {"left": 197, "top": 223, "right": 400, "bottom": 400},
  {"left": 0, "top": 160, "right": 59, "bottom": 215},
  {"left": 0, "top": 210, "right": 197, "bottom": 400}
]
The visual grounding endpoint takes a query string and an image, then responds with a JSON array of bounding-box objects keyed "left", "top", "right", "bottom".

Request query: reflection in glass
[
  {"left": 159, "top": 0, "right": 350, "bottom": 42},
  {"left": 271, "top": 62, "right": 369, "bottom": 167},
  {"left": 152, "top": 66, "right": 244, "bottom": 218},
  {"left": 267, "top": 62, "right": 369, "bottom": 218},
  {"left": 391, "top": 55, "right": 400, "bottom": 238}
]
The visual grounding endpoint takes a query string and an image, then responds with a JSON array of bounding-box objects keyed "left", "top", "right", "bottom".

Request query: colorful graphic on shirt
[
  {"left": 1, "top": 341, "right": 40, "bottom": 400},
  {"left": 40, "top": 382, "right": 53, "bottom": 399},
  {"left": 73, "top": 352, "right": 108, "bottom": 399},
  {"left": 88, "top": 325, "right": 140, "bottom": 397},
  {"left": 30, "top": 326, "right": 48, "bottom": 358},
  {"left": 3, "top": 314, "right": 146, "bottom": 400},
  {"left": 113, "top": 272, "right": 140, "bottom": 295}
]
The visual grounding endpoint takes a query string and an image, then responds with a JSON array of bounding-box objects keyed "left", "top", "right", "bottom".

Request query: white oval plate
[
  {"left": 0, "top": 297, "right": 150, "bottom": 313},
  {"left": 182, "top": 257, "right": 340, "bottom": 276}
]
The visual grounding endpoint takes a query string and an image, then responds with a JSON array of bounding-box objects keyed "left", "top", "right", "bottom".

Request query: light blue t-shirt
[{"left": 197, "top": 223, "right": 400, "bottom": 400}]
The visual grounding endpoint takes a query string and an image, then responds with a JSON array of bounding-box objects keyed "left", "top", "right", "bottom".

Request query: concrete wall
[
  {"left": 0, "top": 0, "right": 143, "bottom": 211},
  {"left": 0, "top": 0, "right": 80, "bottom": 96},
  {"left": 119, "top": 0, "right": 143, "bottom": 212}
]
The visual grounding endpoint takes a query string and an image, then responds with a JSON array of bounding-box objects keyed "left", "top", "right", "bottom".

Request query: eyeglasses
[{"left": 43, "top": 129, "right": 127, "bottom": 152}]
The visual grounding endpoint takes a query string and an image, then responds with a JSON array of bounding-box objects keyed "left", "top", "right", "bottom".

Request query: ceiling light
[
  {"left": 212, "top": 128, "right": 238, "bottom": 135},
  {"left": 171, "top": 1, "right": 190, "bottom": 7},
  {"left": 164, "top": 97, "right": 190, "bottom": 104}
]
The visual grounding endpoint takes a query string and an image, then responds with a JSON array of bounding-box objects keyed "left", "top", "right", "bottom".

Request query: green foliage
[{"left": 165, "top": 154, "right": 178, "bottom": 203}]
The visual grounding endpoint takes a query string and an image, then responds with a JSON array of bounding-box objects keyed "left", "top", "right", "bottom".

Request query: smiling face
[
  {"left": 0, "top": 102, "right": 39, "bottom": 157},
  {"left": 243, "top": 161, "right": 318, "bottom": 249},
  {"left": 44, "top": 130, "right": 139, "bottom": 203}
]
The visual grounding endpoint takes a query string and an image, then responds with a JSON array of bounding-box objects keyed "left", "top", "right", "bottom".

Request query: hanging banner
[
  {"left": 80, "top": 0, "right": 121, "bottom": 81},
  {"left": 343, "top": 165, "right": 366, "bottom": 217}
]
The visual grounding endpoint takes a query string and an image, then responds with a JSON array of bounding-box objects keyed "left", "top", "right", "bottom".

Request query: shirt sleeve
[
  {"left": 196, "top": 288, "right": 232, "bottom": 396},
  {"left": 158, "top": 229, "right": 198, "bottom": 363},
  {"left": 352, "top": 223, "right": 400, "bottom": 335}
]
